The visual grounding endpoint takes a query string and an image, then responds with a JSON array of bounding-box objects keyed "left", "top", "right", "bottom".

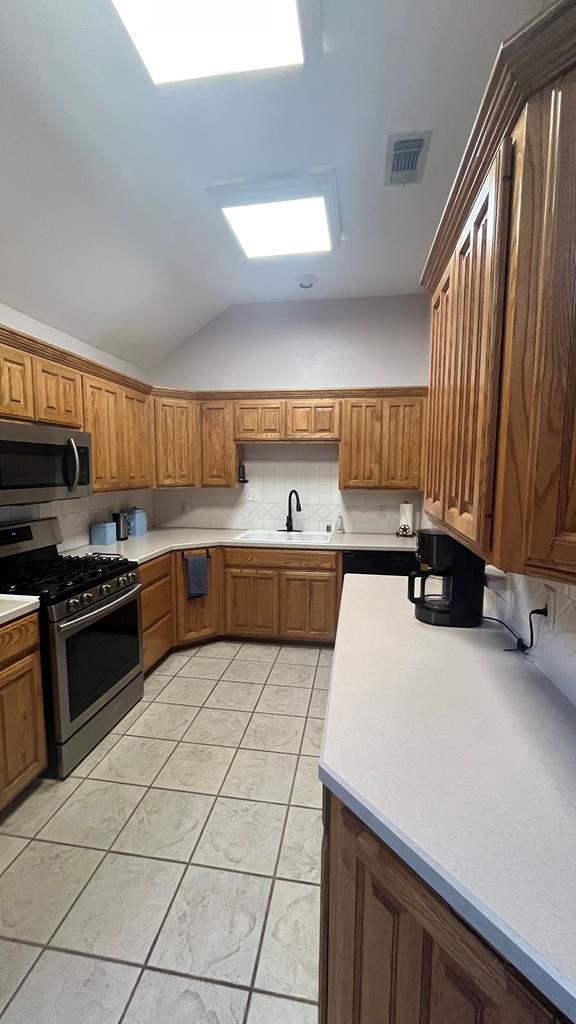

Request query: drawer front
[
  {"left": 224, "top": 547, "right": 338, "bottom": 572},
  {"left": 0, "top": 614, "right": 39, "bottom": 670},
  {"left": 141, "top": 576, "right": 172, "bottom": 632},
  {"left": 143, "top": 612, "right": 173, "bottom": 673},
  {"left": 140, "top": 553, "right": 172, "bottom": 589}
]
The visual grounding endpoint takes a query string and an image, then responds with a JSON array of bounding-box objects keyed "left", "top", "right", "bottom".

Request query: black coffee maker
[{"left": 408, "top": 529, "right": 485, "bottom": 627}]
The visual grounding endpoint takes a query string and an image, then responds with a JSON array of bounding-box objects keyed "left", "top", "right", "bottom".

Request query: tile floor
[{"left": 0, "top": 641, "right": 333, "bottom": 1023}]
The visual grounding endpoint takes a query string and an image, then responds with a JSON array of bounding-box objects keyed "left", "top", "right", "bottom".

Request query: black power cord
[{"left": 483, "top": 606, "right": 548, "bottom": 653}]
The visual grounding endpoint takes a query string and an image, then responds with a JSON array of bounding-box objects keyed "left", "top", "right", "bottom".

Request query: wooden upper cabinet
[
  {"left": 234, "top": 399, "right": 286, "bottom": 440},
  {"left": 82, "top": 375, "right": 124, "bottom": 491},
  {"left": 0, "top": 344, "right": 34, "bottom": 420},
  {"left": 200, "top": 400, "right": 237, "bottom": 487},
  {"left": 123, "top": 389, "right": 154, "bottom": 489},
  {"left": 155, "top": 397, "right": 197, "bottom": 487},
  {"left": 33, "top": 357, "right": 83, "bottom": 428},
  {"left": 425, "top": 263, "right": 453, "bottom": 520},
  {"left": 381, "top": 396, "right": 425, "bottom": 489},
  {"left": 286, "top": 399, "right": 341, "bottom": 440},
  {"left": 339, "top": 398, "right": 382, "bottom": 488}
]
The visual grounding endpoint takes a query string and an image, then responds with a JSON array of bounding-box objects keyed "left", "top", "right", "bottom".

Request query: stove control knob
[
  {"left": 117, "top": 575, "right": 128, "bottom": 588},
  {"left": 81, "top": 591, "right": 94, "bottom": 605},
  {"left": 100, "top": 583, "right": 112, "bottom": 597},
  {"left": 127, "top": 572, "right": 138, "bottom": 585},
  {"left": 67, "top": 598, "right": 81, "bottom": 613}
]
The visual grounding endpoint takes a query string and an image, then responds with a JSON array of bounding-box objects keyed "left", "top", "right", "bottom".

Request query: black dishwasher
[{"left": 342, "top": 549, "right": 418, "bottom": 577}]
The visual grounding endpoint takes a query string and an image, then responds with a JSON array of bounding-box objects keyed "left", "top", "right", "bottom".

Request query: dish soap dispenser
[{"left": 335, "top": 514, "right": 345, "bottom": 534}]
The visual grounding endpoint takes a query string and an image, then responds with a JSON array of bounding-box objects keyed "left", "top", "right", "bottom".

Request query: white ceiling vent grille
[{"left": 385, "top": 131, "right": 431, "bottom": 185}]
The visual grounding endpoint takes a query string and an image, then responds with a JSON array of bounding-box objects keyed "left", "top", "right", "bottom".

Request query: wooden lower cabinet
[
  {"left": 140, "top": 554, "right": 175, "bottom": 672},
  {"left": 322, "top": 792, "right": 554, "bottom": 1024},
  {"left": 225, "top": 569, "right": 279, "bottom": 637},
  {"left": 0, "top": 614, "right": 46, "bottom": 812},
  {"left": 279, "top": 571, "right": 338, "bottom": 641},
  {"left": 176, "top": 548, "right": 222, "bottom": 643}
]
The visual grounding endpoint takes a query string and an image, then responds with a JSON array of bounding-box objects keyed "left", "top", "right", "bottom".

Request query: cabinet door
[
  {"left": 381, "top": 396, "right": 425, "bottom": 489},
  {"left": 0, "top": 651, "right": 47, "bottom": 812},
  {"left": 225, "top": 568, "right": 279, "bottom": 637},
  {"left": 155, "top": 398, "right": 197, "bottom": 487},
  {"left": 83, "top": 375, "right": 124, "bottom": 491},
  {"left": 286, "top": 399, "right": 341, "bottom": 440},
  {"left": 339, "top": 399, "right": 382, "bottom": 488},
  {"left": 33, "top": 357, "right": 83, "bottom": 428},
  {"left": 279, "top": 571, "right": 338, "bottom": 641},
  {"left": 443, "top": 139, "right": 511, "bottom": 549},
  {"left": 523, "top": 74, "right": 576, "bottom": 577},
  {"left": 324, "top": 795, "right": 553, "bottom": 1024},
  {"left": 200, "top": 401, "right": 237, "bottom": 487},
  {"left": 425, "top": 263, "right": 454, "bottom": 520},
  {"left": 124, "top": 389, "right": 154, "bottom": 488},
  {"left": 176, "top": 548, "right": 222, "bottom": 643},
  {"left": 0, "top": 344, "right": 34, "bottom": 420},
  {"left": 234, "top": 400, "right": 286, "bottom": 440}
]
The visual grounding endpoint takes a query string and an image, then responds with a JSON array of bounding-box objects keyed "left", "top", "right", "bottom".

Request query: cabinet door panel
[
  {"left": 286, "top": 400, "right": 340, "bottom": 440},
  {"left": 33, "top": 358, "right": 83, "bottom": 427},
  {"left": 0, "top": 651, "right": 46, "bottom": 812},
  {"left": 124, "top": 389, "right": 153, "bottom": 488},
  {"left": 83, "top": 375, "right": 124, "bottom": 491},
  {"left": 381, "top": 396, "right": 425, "bottom": 489},
  {"left": 200, "top": 401, "right": 236, "bottom": 487},
  {"left": 155, "top": 398, "right": 197, "bottom": 487},
  {"left": 425, "top": 265, "right": 453, "bottom": 519},
  {"left": 280, "top": 571, "right": 338, "bottom": 641},
  {"left": 234, "top": 400, "right": 285, "bottom": 440},
  {"left": 0, "top": 344, "right": 34, "bottom": 420},
  {"left": 177, "top": 548, "right": 221, "bottom": 643},
  {"left": 339, "top": 399, "right": 382, "bottom": 488},
  {"left": 225, "top": 569, "right": 279, "bottom": 637}
]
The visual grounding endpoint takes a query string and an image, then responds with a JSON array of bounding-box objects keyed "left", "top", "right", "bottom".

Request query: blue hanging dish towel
[{"left": 185, "top": 554, "right": 209, "bottom": 599}]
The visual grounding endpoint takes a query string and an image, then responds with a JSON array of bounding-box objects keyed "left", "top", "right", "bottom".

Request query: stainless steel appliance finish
[
  {"left": 0, "top": 421, "right": 91, "bottom": 504},
  {"left": 0, "top": 518, "right": 143, "bottom": 777}
]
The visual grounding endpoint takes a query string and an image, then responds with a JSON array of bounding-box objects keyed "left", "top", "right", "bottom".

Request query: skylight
[
  {"left": 110, "top": 0, "right": 304, "bottom": 85},
  {"left": 222, "top": 197, "right": 332, "bottom": 258}
]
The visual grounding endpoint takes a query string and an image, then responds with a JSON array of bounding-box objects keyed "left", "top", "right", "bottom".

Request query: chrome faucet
[{"left": 285, "top": 489, "right": 302, "bottom": 532}]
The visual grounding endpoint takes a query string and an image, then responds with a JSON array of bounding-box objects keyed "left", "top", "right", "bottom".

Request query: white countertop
[
  {"left": 0, "top": 595, "right": 40, "bottom": 626},
  {"left": 66, "top": 528, "right": 417, "bottom": 564},
  {"left": 321, "top": 574, "right": 576, "bottom": 1021}
]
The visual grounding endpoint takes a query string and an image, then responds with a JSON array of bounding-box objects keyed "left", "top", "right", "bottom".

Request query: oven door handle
[
  {"left": 66, "top": 437, "right": 80, "bottom": 492},
  {"left": 56, "top": 583, "right": 141, "bottom": 632}
]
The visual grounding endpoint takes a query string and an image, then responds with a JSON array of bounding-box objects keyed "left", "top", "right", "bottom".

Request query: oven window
[{"left": 66, "top": 598, "right": 140, "bottom": 722}]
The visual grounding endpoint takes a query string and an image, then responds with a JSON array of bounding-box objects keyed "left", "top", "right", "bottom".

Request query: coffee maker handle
[{"left": 408, "top": 570, "right": 432, "bottom": 607}]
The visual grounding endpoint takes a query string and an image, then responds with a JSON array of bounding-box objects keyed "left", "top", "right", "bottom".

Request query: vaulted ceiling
[{"left": 0, "top": 0, "right": 546, "bottom": 367}]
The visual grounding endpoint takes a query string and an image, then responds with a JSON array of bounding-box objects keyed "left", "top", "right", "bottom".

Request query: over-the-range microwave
[{"left": 0, "top": 421, "right": 91, "bottom": 505}]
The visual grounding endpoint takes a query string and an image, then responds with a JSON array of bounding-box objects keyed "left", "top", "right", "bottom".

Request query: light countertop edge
[{"left": 0, "top": 596, "right": 40, "bottom": 626}]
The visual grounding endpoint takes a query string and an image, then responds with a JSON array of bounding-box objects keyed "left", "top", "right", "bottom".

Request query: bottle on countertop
[{"left": 335, "top": 514, "right": 345, "bottom": 534}]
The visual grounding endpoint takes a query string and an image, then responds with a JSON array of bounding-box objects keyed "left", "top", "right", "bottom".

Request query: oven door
[{"left": 49, "top": 584, "right": 143, "bottom": 743}]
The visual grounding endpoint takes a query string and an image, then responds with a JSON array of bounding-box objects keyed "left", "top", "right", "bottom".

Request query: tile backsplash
[
  {"left": 154, "top": 444, "right": 423, "bottom": 535},
  {"left": 0, "top": 490, "right": 155, "bottom": 551}
]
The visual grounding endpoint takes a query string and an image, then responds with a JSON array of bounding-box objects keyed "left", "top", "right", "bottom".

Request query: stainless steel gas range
[{"left": 0, "top": 518, "right": 143, "bottom": 777}]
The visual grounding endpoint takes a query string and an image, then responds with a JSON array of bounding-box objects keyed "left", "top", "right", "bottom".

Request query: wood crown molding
[
  {"left": 420, "top": 0, "right": 576, "bottom": 293},
  {"left": 151, "top": 386, "right": 428, "bottom": 401}
]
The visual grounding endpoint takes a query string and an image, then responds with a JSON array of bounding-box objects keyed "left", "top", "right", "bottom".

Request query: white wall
[
  {"left": 153, "top": 296, "right": 429, "bottom": 390},
  {"left": 0, "top": 301, "right": 149, "bottom": 382}
]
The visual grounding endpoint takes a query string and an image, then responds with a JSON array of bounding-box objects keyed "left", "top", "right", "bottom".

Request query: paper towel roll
[{"left": 397, "top": 502, "right": 414, "bottom": 536}]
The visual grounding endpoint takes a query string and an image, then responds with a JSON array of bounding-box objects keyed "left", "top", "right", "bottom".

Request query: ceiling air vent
[{"left": 385, "top": 131, "right": 431, "bottom": 185}]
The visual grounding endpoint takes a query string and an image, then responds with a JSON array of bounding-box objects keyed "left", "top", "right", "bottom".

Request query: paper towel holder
[{"left": 396, "top": 501, "right": 415, "bottom": 538}]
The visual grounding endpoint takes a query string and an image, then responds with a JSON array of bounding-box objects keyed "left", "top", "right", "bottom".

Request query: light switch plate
[{"left": 245, "top": 485, "right": 259, "bottom": 502}]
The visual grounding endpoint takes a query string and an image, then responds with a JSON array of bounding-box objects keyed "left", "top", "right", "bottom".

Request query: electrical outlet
[
  {"left": 245, "top": 485, "right": 259, "bottom": 502},
  {"left": 377, "top": 504, "right": 392, "bottom": 518},
  {"left": 543, "top": 584, "right": 557, "bottom": 630}
]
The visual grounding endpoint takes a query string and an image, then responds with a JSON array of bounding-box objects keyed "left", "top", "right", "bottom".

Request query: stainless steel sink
[{"left": 234, "top": 530, "right": 333, "bottom": 545}]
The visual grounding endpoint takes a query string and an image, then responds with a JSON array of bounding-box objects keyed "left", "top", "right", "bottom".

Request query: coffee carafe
[{"left": 408, "top": 529, "right": 485, "bottom": 627}]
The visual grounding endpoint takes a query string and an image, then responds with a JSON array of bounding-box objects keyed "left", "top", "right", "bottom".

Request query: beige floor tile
[
  {"left": 0, "top": 841, "right": 103, "bottom": 943},
  {"left": 0, "top": 939, "right": 41, "bottom": 1016},
  {"left": 277, "top": 807, "right": 322, "bottom": 884},
  {"left": 71, "top": 733, "right": 122, "bottom": 778},
  {"left": 221, "top": 749, "right": 297, "bottom": 804},
  {"left": 123, "top": 970, "right": 248, "bottom": 1024},
  {"left": 156, "top": 653, "right": 193, "bottom": 674},
  {"left": 112, "top": 699, "right": 151, "bottom": 734},
  {"left": 277, "top": 646, "right": 320, "bottom": 667},
  {"left": 150, "top": 864, "right": 270, "bottom": 985},
  {"left": 143, "top": 674, "right": 173, "bottom": 700},
  {"left": 267, "top": 664, "right": 315, "bottom": 688},
  {"left": 0, "top": 836, "right": 28, "bottom": 875},
  {"left": 235, "top": 643, "right": 280, "bottom": 663},
  {"left": 313, "top": 667, "right": 331, "bottom": 690},
  {"left": 155, "top": 676, "right": 216, "bottom": 706},
  {"left": 89, "top": 736, "right": 176, "bottom": 786},
  {"left": 153, "top": 742, "right": 235, "bottom": 794},
  {"left": 256, "top": 880, "right": 320, "bottom": 1000},
  {"left": 241, "top": 714, "right": 304, "bottom": 754},
  {"left": 193, "top": 797, "right": 286, "bottom": 875},
  {"left": 308, "top": 690, "right": 327, "bottom": 718},
  {"left": 318, "top": 649, "right": 334, "bottom": 668},
  {"left": 52, "top": 853, "right": 183, "bottom": 963},
  {"left": 206, "top": 680, "right": 263, "bottom": 712},
  {"left": 255, "top": 686, "right": 311, "bottom": 717},
  {"left": 221, "top": 661, "right": 271, "bottom": 684},
  {"left": 291, "top": 757, "right": 322, "bottom": 809},
  {"left": 301, "top": 719, "right": 324, "bottom": 757},
  {"left": 183, "top": 708, "right": 250, "bottom": 746},
  {"left": 37, "top": 780, "right": 146, "bottom": 849},
  {"left": 247, "top": 993, "right": 318, "bottom": 1024},
  {"left": 1, "top": 950, "right": 138, "bottom": 1024},
  {"left": 195, "top": 641, "right": 242, "bottom": 659},
  {"left": 113, "top": 789, "right": 213, "bottom": 861},
  {"left": 127, "top": 701, "right": 199, "bottom": 740},
  {"left": 0, "top": 778, "right": 81, "bottom": 838},
  {"left": 176, "top": 658, "right": 230, "bottom": 680}
]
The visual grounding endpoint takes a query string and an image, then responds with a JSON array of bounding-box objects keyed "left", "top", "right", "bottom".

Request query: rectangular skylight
[
  {"left": 111, "top": 0, "right": 304, "bottom": 85},
  {"left": 222, "top": 197, "right": 332, "bottom": 258}
]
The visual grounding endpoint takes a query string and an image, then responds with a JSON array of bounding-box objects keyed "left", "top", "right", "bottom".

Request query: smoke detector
[
  {"left": 384, "top": 131, "right": 431, "bottom": 185},
  {"left": 297, "top": 274, "right": 319, "bottom": 290}
]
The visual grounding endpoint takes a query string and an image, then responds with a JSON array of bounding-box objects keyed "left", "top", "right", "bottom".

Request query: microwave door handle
[
  {"left": 66, "top": 437, "right": 80, "bottom": 492},
  {"left": 56, "top": 583, "right": 141, "bottom": 632}
]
